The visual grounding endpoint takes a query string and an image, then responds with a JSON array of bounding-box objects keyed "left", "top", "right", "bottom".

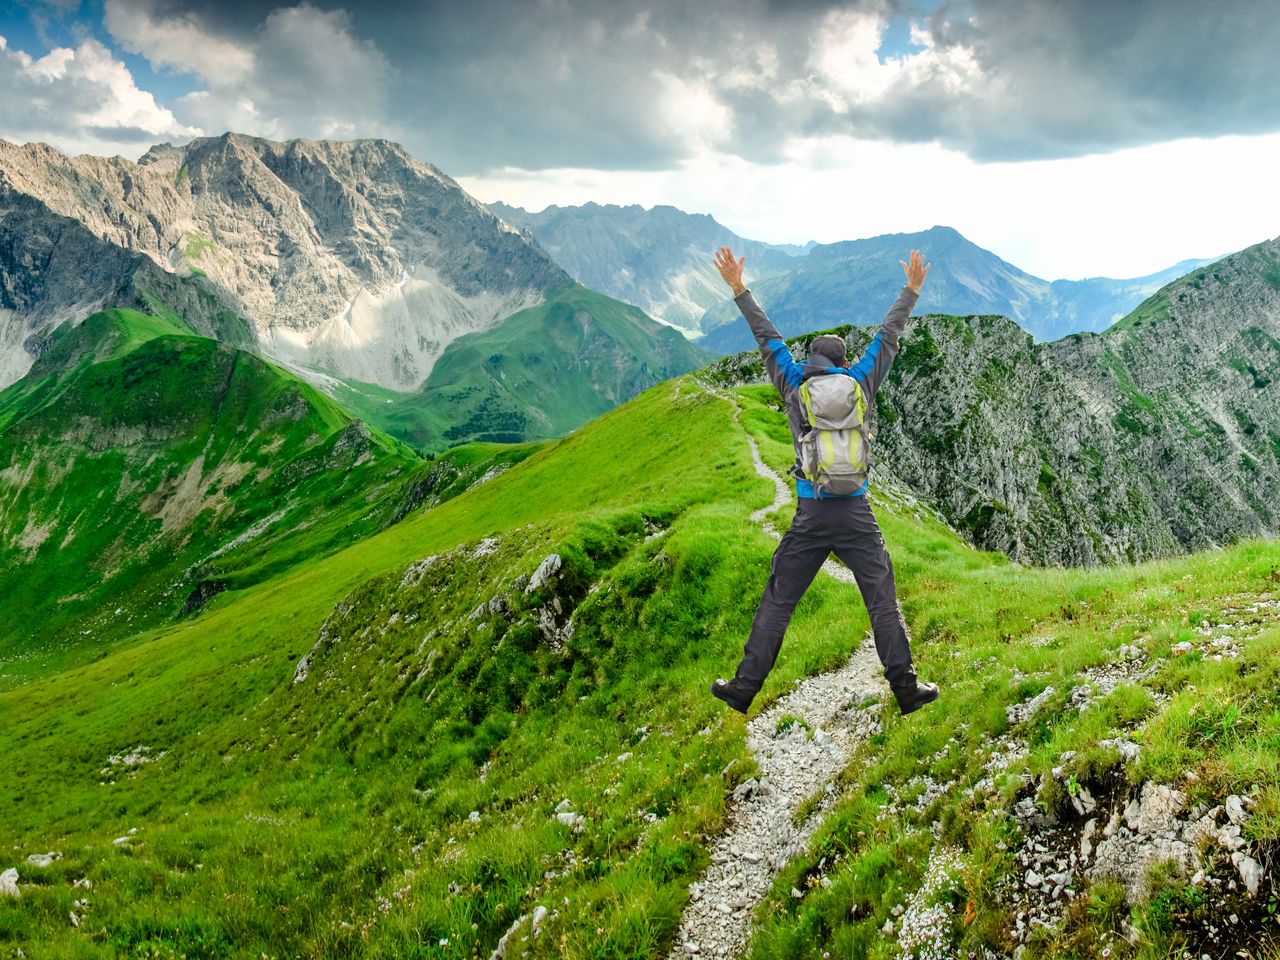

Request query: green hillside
[
  {"left": 337, "top": 283, "right": 710, "bottom": 451},
  {"left": 1, "top": 358, "right": 1276, "bottom": 958},
  {"left": 0, "top": 308, "right": 429, "bottom": 678}
]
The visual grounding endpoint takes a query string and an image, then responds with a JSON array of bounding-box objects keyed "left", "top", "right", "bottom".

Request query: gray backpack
[{"left": 797, "top": 373, "right": 870, "bottom": 496}]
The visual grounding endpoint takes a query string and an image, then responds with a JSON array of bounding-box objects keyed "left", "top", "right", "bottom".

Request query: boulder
[{"left": 525, "top": 554, "right": 562, "bottom": 593}]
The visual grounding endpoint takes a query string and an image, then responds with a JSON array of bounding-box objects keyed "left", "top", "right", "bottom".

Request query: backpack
[{"left": 796, "top": 372, "right": 870, "bottom": 496}]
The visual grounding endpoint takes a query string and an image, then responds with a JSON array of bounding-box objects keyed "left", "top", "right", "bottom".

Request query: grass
[
  {"left": 333, "top": 283, "right": 710, "bottom": 453},
  {"left": 0, "top": 309, "right": 432, "bottom": 681},
  {"left": 0, "top": 365, "right": 1277, "bottom": 959}
]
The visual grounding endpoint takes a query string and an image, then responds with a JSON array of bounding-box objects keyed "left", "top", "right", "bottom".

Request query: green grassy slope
[
  {"left": 0, "top": 367, "right": 1276, "bottom": 958},
  {"left": 0, "top": 308, "right": 427, "bottom": 678},
  {"left": 342, "top": 283, "right": 710, "bottom": 451}
]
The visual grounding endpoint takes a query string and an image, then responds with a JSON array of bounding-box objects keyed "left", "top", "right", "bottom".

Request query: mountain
[
  {"left": 0, "top": 171, "right": 255, "bottom": 386},
  {"left": 0, "top": 305, "right": 430, "bottom": 662},
  {"left": 2, "top": 348, "right": 1276, "bottom": 957},
  {"left": 1, "top": 136, "right": 710, "bottom": 450},
  {"left": 707, "top": 235, "right": 1280, "bottom": 566},
  {"left": 0, "top": 134, "right": 570, "bottom": 392},
  {"left": 1045, "top": 258, "right": 1207, "bottom": 337},
  {"left": 333, "top": 283, "right": 710, "bottom": 450},
  {"left": 490, "top": 201, "right": 807, "bottom": 335},
  {"left": 694, "top": 226, "right": 1213, "bottom": 352}
]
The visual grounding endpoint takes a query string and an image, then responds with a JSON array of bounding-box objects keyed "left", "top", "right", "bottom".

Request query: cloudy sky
[{"left": 2, "top": 0, "right": 1279, "bottom": 278}]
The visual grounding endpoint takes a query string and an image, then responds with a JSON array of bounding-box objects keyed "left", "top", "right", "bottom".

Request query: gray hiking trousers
[{"left": 734, "top": 494, "right": 917, "bottom": 694}]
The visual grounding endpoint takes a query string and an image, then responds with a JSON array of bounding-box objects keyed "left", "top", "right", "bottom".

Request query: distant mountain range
[
  {"left": 489, "top": 201, "right": 807, "bottom": 334},
  {"left": 492, "top": 203, "right": 1213, "bottom": 349}
]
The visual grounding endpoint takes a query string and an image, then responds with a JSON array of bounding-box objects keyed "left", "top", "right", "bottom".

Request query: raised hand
[
  {"left": 714, "top": 246, "right": 747, "bottom": 296},
  {"left": 900, "top": 249, "right": 931, "bottom": 294}
]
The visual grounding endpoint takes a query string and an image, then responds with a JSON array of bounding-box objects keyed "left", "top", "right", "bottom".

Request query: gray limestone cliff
[{"left": 0, "top": 134, "right": 570, "bottom": 390}]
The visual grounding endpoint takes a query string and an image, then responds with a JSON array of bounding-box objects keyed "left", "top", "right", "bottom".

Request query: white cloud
[
  {"left": 104, "top": 0, "right": 254, "bottom": 84},
  {"left": 808, "top": 9, "right": 900, "bottom": 107},
  {"left": 104, "top": 0, "right": 394, "bottom": 142},
  {"left": 649, "top": 70, "right": 732, "bottom": 153},
  {"left": 0, "top": 34, "right": 199, "bottom": 156}
]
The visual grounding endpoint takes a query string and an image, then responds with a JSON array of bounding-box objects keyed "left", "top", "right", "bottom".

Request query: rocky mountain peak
[{"left": 0, "top": 133, "right": 572, "bottom": 391}]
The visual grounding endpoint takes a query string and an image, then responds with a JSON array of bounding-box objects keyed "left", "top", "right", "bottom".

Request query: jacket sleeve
[
  {"left": 734, "top": 289, "right": 803, "bottom": 397},
  {"left": 849, "top": 285, "right": 919, "bottom": 397}
]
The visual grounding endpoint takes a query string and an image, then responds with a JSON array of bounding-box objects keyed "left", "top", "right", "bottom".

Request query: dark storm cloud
[
  {"left": 100, "top": 0, "right": 1280, "bottom": 172},
  {"left": 873, "top": 0, "right": 1280, "bottom": 160}
]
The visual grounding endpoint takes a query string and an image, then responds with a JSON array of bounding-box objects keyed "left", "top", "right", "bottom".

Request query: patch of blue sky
[
  {"left": 3, "top": 0, "right": 200, "bottom": 102},
  {"left": 876, "top": 1, "right": 958, "bottom": 60}
]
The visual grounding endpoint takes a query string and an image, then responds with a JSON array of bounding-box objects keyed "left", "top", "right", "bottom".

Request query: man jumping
[{"left": 709, "top": 247, "right": 939, "bottom": 716}]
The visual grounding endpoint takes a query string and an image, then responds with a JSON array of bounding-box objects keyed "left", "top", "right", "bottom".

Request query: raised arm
[
  {"left": 849, "top": 249, "right": 930, "bottom": 396},
  {"left": 713, "top": 246, "right": 803, "bottom": 395}
]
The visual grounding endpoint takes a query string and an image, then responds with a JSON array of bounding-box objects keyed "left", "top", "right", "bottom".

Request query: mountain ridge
[
  {"left": 700, "top": 224, "right": 1218, "bottom": 351},
  {"left": 492, "top": 201, "right": 1216, "bottom": 349},
  {"left": 489, "top": 200, "right": 807, "bottom": 334}
]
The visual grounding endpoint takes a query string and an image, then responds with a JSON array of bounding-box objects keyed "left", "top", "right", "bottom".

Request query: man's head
[{"left": 807, "top": 334, "right": 847, "bottom": 368}]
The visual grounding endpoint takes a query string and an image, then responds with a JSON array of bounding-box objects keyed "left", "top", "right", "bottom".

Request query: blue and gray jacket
[{"left": 733, "top": 285, "right": 919, "bottom": 499}]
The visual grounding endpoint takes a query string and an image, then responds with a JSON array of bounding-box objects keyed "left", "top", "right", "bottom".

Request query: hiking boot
[
  {"left": 710, "top": 678, "right": 753, "bottom": 714},
  {"left": 894, "top": 680, "right": 939, "bottom": 715}
]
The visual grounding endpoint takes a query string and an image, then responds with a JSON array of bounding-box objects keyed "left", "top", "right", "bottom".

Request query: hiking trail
[{"left": 667, "top": 385, "right": 887, "bottom": 959}]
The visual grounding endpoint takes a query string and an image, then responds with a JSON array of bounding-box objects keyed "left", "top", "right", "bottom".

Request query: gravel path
[{"left": 667, "top": 387, "right": 887, "bottom": 959}]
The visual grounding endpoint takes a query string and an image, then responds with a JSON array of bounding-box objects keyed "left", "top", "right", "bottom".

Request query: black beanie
[{"left": 808, "top": 334, "right": 847, "bottom": 367}]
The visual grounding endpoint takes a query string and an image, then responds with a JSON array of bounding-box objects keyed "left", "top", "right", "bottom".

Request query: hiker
[{"left": 709, "top": 246, "right": 939, "bottom": 716}]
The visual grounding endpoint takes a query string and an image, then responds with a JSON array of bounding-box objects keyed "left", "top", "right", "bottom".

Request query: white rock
[
  {"left": 554, "top": 799, "right": 573, "bottom": 813},
  {"left": 1124, "top": 782, "right": 1185, "bottom": 835},
  {"left": 1224, "top": 795, "right": 1248, "bottom": 825},
  {"left": 488, "top": 912, "right": 527, "bottom": 960},
  {"left": 531, "top": 905, "right": 548, "bottom": 935},
  {"left": 525, "top": 554, "right": 562, "bottom": 593},
  {"left": 0, "top": 868, "right": 18, "bottom": 898},
  {"left": 1221, "top": 823, "right": 1245, "bottom": 851},
  {"left": 1171, "top": 641, "right": 1194, "bottom": 656},
  {"left": 26, "top": 852, "right": 60, "bottom": 868},
  {"left": 1234, "top": 854, "right": 1263, "bottom": 896}
]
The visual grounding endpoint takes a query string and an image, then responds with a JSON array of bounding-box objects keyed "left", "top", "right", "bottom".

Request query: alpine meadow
[{"left": 2, "top": 3, "right": 1280, "bottom": 959}]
